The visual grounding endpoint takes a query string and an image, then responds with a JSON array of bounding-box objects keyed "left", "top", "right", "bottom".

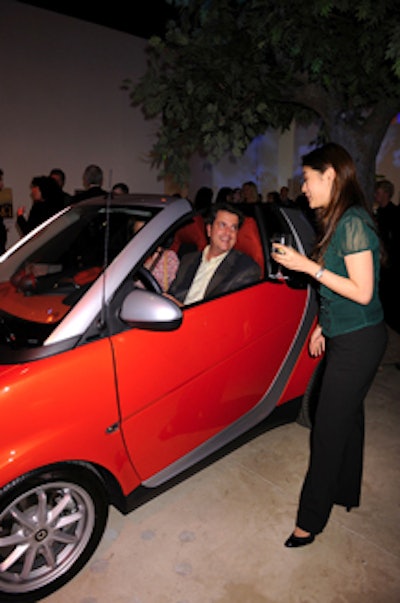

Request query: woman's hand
[
  {"left": 272, "top": 243, "right": 374, "bottom": 305},
  {"left": 271, "top": 243, "right": 314, "bottom": 274},
  {"left": 309, "top": 324, "right": 325, "bottom": 357}
]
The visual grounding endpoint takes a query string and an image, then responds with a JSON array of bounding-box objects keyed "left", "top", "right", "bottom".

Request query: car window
[
  {"left": 0, "top": 204, "right": 159, "bottom": 351},
  {"left": 159, "top": 210, "right": 263, "bottom": 307}
]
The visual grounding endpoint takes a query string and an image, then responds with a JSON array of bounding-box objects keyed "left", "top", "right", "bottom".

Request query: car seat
[
  {"left": 170, "top": 214, "right": 208, "bottom": 257},
  {"left": 235, "top": 216, "right": 265, "bottom": 278}
]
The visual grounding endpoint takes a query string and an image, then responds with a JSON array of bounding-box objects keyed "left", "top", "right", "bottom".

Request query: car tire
[
  {"left": 0, "top": 464, "right": 109, "bottom": 602},
  {"left": 296, "top": 358, "right": 325, "bottom": 429}
]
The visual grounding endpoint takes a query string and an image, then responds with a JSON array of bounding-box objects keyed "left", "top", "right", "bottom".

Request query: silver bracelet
[{"left": 315, "top": 267, "right": 325, "bottom": 280}]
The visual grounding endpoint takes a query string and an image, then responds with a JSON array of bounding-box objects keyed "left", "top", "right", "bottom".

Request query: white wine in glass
[{"left": 270, "top": 233, "right": 293, "bottom": 280}]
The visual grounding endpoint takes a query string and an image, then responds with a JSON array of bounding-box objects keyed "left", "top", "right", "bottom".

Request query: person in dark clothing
[
  {"left": 272, "top": 143, "right": 387, "bottom": 548},
  {"left": 279, "top": 186, "right": 295, "bottom": 207},
  {"left": 49, "top": 168, "right": 72, "bottom": 206},
  {"left": 72, "top": 164, "right": 108, "bottom": 203},
  {"left": 215, "top": 186, "right": 233, "bottom": 204},
  {"left": 16, "top": 176, "right": 65, "bottom": 236},
  {"left": 374, "top": 179, "right": 400, "bottom": 333},
  {"left": 111, "top": 182, "right": 129, "bottom": 195},
  {"left": 0, "top": 168, "right": 8, "bottom": 254},
  {"left": 0, "top": 218, "right": 6, "bottom": 255},
  {"left": 193, "top": 186, "right": 213, "bottom": 213}
]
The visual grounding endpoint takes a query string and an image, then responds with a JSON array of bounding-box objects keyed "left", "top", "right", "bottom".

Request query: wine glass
[{"left": 270, "top": 233, "right": 293, "bottom": 280}]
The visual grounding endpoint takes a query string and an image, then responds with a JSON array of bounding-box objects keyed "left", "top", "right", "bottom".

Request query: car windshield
[{"left": 0, "top": 202, "right": 159, "bottom": 350}]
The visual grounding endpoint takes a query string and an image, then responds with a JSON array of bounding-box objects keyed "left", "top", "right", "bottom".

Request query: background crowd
[{"left": 1, "top": 163, "right": 399, "bottom": 334}]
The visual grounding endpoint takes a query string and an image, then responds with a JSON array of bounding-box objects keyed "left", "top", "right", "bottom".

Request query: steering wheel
[{"left": 136, "top": 266, "right": 163, "bottom": 295}]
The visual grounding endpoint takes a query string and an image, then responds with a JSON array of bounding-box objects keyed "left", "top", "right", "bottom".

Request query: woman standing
[
  {"left": 272, "top": 142, "right": 387, "bottom": 547},
  {"left": 17, "top": 176, "right": 64, "bottom": 236}
]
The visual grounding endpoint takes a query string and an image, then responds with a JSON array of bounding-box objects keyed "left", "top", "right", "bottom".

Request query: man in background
[
  {"left": 49, "top": 168, "right": 72, "bottom": 206},
  {"left": 72, "top": 164, "right": 108, "bottom": 202},
  {"left": 374, "top": 179, "right": 400, "bottom": 333},
  {"left": 0, "top": 169, "right": 8, "bottom": 254}
]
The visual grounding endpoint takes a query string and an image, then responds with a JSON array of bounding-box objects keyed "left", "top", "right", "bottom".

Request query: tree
[{"left": 123, "top": 0, "right": 400, "bottom": 199}]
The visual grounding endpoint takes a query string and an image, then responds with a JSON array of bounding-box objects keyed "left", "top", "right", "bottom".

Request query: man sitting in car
[{"left": 166, "top": 203, "right": 261, "bottom": 306}]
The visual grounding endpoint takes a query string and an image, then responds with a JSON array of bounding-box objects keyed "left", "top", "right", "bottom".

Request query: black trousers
[{"left": 296, "top": 321, "right": 388, "bottom": 535}]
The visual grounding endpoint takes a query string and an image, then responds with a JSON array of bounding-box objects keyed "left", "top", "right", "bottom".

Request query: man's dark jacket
[
  {"left": 71, "top": 186, "right": 108, "bottom": 203},
  {"left": 168, "top": 248, "right": 261, "bottom": 303}
]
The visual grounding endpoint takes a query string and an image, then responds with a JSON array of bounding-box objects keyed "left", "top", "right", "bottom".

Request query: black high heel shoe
[{"left": 284, "top": 532, "right": 315, "bottom": 548}]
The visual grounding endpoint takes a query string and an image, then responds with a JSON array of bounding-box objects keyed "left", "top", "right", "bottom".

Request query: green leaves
[{"left": 123, "top": 0, "right": 400, "bottom": 186}]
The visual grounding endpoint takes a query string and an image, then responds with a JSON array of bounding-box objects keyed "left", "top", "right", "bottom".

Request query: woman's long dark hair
[{"left": 302, "top": 143, "right": 373, "bottom": 263}]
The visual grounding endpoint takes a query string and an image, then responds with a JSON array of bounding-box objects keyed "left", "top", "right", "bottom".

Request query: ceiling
[{"left": 17, "top": 0, "right": 179, "bottom": 38}]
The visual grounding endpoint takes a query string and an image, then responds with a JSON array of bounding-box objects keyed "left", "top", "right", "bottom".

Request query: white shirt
[{"left": 184, "top": 245, "right": 229, "bottom": 305}]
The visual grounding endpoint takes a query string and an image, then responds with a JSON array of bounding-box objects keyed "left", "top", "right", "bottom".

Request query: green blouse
[{"left": 319, "top": 206, "right": 383, "bottom": 338}]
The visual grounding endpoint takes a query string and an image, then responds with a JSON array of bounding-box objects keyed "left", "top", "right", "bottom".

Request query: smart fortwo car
[{"left": 0, "top": 194, "right": 320, "bottom": 601}]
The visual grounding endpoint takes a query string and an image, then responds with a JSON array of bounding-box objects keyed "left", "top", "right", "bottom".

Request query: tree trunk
[
  {"left": 331, "top": 127, "right": 377, "bottom": 206},
  {"left": 325, "top": 100, "right": 399, "bottom": 206}
]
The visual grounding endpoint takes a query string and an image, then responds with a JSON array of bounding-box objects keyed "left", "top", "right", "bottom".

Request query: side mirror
[{"left": 120, "top": 289, "right": 182, "bottom": 331}]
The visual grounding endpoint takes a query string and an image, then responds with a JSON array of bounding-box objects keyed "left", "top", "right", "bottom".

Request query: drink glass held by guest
[{"left": 271, "top": 142, "right": 387, "bottom": 548}]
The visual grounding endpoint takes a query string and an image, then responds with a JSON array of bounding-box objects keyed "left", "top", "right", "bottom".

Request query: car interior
[{"left": 168, "top": 211, "right": 265, "bottom": 277}]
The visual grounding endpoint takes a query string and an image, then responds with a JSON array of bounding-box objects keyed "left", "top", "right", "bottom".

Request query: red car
[{"left": 0, "top": 195, "right": 320, "bottom": 601}]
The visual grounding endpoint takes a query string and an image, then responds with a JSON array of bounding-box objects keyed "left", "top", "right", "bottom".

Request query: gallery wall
[{"left": 1, "top": 0, "right": 164, "bottom": 246}]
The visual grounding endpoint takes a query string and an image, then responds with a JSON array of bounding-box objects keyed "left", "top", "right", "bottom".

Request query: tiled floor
[{"left": 44, "top": 327, "right": 400, "bottom": 603}]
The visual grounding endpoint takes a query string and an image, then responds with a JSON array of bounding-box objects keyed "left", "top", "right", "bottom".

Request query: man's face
[
  {"left": 207, "top": 210, "right": 239, "bottom": 257},
  {"left": 374, "top": 187, "right": 389, "bottom": 207},
  {"left": 30, "top": 184, "right": 41, "bottom": 202}
]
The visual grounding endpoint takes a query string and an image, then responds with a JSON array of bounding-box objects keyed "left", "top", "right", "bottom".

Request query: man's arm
[
  {"left": 167, "top": 252, "right": 201, "bottom": 303},
  {"left": 206, "top": 250, "right": 261, "bottom": 299},
  {"left": 229, "top": 255, "right": 261, "bottom": 289}
]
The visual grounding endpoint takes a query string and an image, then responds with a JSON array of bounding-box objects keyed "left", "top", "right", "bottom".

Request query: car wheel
[
  {"left": 0, "top": 465, "right": 108, "bottom": 602},
  {"left": 296, "top": 358, "right": 325, "bottom": 429}
]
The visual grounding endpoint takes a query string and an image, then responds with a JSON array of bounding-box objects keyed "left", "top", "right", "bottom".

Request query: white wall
[
  {"left": 1, "top": 0, "right": 163, "bottom": 246},
  {"left": 1, "top": 0, "right": 399, "bottom": 248},
  {"left": 211, "top": 130, "right": 280, "bottom": 201}
]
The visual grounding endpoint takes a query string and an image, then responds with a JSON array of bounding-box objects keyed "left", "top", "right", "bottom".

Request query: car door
[{"left": 111, "top": 278, "right": 309, "bottom": 484}]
